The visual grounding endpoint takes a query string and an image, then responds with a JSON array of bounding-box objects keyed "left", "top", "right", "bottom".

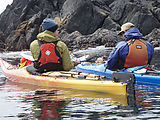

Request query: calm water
[{"left": 0, "top": 49, "right": 160, "bottom": 120}]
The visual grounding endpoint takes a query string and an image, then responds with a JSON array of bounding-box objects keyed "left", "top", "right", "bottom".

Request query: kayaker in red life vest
[
  {"left": 30, "top": 18, "right": 80, "bottom": 73},
  {"left": 106, "top": 22, "right": 154, "bottom": 70}
]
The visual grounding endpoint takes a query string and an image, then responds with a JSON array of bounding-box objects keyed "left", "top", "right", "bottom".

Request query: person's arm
[
  {"left": 146, "top": 42, "right": 154, "bottom": 64},
  {"left": 30, "top": 40, "right": 40, "bottom": 61},
  {"left": 56, "top": 41, "right": 74, "bottom": 71},
  {"left": 106, "top": 48, "right": 119, "bottom": 70},
  {"left": 106, "top": 41, "right": 126, "bottom": 70},
  {"left": 30, "top": 40, "right": 42, "bottom": 69}
]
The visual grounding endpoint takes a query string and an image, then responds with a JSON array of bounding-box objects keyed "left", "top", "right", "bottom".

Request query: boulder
[
  {"left": 109, "top": 0, "right": 160, "bottom": 35},
  {"left": 144, "top": 28, "right": 160, "bottom": 47},
  {"left": 0, "top": 31, "right": 5, "bottom": 50},
  {"left": 5, "top": 12, "right": 44, "bottom": 51},
  {"left": 0, "top": 0, "right": 159, "bottom": 51},
  {"left": 102, "top": 16, "right": 121, "bottom": 31},
  {"left": 60, "top": 28, "right": 123, "bottom": 51},
  {"left": 153, "top": 8, "right": 160, "bottom": 21},
  {"left": 0, "top": 0, "right": 29, "bottom": 37},
  {"left": 61, "top": 0, "right": 107, "bottom": 35}
]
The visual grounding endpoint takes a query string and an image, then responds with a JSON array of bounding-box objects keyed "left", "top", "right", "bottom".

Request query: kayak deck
[
  {"left": 0, "top": 58, "right": 127, "bottom": 95},
  {"left": 76, "top": 62, "right": 160, "bottom": 86}
]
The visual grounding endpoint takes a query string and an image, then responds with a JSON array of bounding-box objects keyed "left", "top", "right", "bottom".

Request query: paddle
[
  {"left": 20, "top": 53, "right": 34, "bottom": 61},
  {"left": 146, "top": 70, "right": 160, "bottom": 74},
  {"left": 125, "top": 64, "right": 160, "bottom": 74},
  {"left": 20, "top": 52, "right": 96, "bottom": 63},
  {"left": 70, "top": 54, "right": 91, "bottom": 62},
  {"left": 126, "top": 65, "right": 151, "bottom": 72},
  {"left": 21, "top": 52, "right": 160, "bottom": 75}
]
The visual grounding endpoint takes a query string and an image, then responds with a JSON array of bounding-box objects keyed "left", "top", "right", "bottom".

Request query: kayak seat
[
  {"left": 112, "top": 72, "right": 135, "bottom": 84},
  {"left": 26, "top": 65, "right": 43, "bottom": 76}
]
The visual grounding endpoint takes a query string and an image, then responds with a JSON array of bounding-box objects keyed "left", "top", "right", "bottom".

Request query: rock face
[
  {"left": 60, "top": 29, "right": 123, "bottom": 51},
  {"left": 144, "top": 28, "right": 160, "bottom": 47},
  {"left": 0, "top": 0, "right": 160, "bottom": 51}
]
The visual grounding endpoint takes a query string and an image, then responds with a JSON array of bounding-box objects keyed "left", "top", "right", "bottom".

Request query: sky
[{"left": 0, "top": 0, "right": 13, "bottom": 14}]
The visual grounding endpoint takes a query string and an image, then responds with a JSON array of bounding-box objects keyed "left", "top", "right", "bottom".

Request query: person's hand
[{"left": 102, "top": 56, "right": 108, "bottom": 61}]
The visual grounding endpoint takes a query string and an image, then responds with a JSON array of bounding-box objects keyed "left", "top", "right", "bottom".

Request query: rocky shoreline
[{"left": 0, "top": 0, "right": 160, "bottom": 51}]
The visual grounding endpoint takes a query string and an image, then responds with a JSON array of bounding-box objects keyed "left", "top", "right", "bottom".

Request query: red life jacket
[
  {"left": 124, "top": 39, "right": 148, "bottom": 68},
  {"left": 40, "top": 101, "right": 60, "bottom": 119},
  {"left": 38, "top": 41, "right": 62, "bottom": 67},
  {"left": 18, "top": 57, "right": 32, "bottom": 68}
]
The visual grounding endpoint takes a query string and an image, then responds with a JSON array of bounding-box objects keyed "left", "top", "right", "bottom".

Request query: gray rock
[
  {"left": 110, "top": 0, "right": 160, "bottom": 35},
  {"left": 102, "top": 16, "right": 121, "bottom": 31},
  {"left": 62, "top": 0, "right": 107, "bottom": 35},
  {"left": 0, "top": 0, "right": 160, "bottom": 51},
  {"left": 153, "top": 8, "right": 160, "bottom": 21},
  {"left": 60, "top": 28, "right": 123, "bottom": 51},
  {"left": 144, "top": 28, "right": 160, "bottom": 47}
]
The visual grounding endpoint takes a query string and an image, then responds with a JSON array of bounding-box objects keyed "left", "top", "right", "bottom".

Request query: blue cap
[{"left": 42, "top": 18, "right": 58, "bottom": 32}]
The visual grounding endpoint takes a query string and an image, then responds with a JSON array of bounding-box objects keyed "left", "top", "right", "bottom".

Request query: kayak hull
[
  {"left": 0, "top": 59, "right": 127, "bottom": 95},
  {"left": 76, "top": 62, "right": 160, "bottom": 86}
]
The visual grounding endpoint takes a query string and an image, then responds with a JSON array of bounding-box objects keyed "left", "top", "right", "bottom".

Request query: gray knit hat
[{"left": 42, "top": 18, "right": 58, "bottom": 32}]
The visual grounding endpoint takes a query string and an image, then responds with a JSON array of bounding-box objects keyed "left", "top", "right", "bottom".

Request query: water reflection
[
  {"left": 21, "top": 90, "right": 68, "bottom": 120},
  {"left": 5, "top": 81, "right": 139, "bottom": 119},
  {"left": 135, "top": 85, "right": 160, "bottom": 119},
  {"left": 10, "top": 83, "right": 160, "bottom": 120}
]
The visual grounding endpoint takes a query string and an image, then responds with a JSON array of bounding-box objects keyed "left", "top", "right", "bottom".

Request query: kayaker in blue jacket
[{"left": 106, "top": 22, "right": 154, "bottom": 70}]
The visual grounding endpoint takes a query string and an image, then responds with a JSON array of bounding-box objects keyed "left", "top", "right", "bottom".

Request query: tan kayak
[{"left": 0, "top": 58, "right": 127, "bottom": 95}]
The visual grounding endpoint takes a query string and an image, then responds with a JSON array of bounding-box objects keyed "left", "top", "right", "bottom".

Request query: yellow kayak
[
  {"left": 0, "top": 58, "right": 127, "bottom": 95},
  {"left": 7, "top": 81, "right": 128, "bottom": 106}
]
